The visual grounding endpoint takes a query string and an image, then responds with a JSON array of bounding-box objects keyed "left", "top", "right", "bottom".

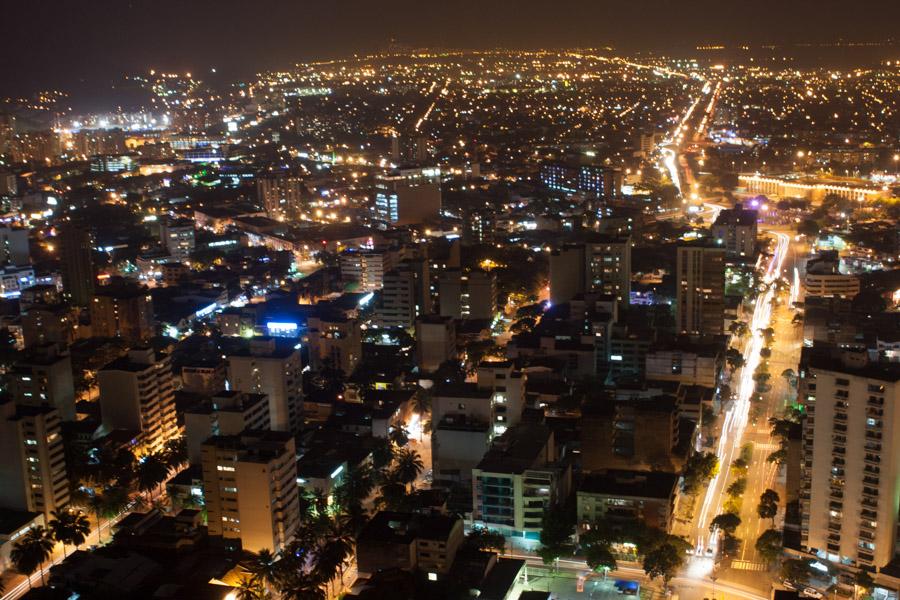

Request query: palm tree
[
  {"left": 334, "top": 465, "right": 374, "bottom": 508},
  {"left": 781, "top": 368, "right": 797, "bottom": 388},
  {"left": 234, "top": 575, "right": 271, "bottom": 600},
  {"left": 244, "top": 548, "right": 280, "bottom": 594},
  {"left": 11, "top": 526, "right": 54, "bottom": 588},
  {"left": 388, "top": 426, "right": 409, "bottom": 448},
  {"left": 90, "top": 486, "right": 131, "bottom": 544},
  {"left": 312, "top": 540, "right": 345, "bottom": 598},
  {"left": 728, "top": 320, "right": 749, "bottom": 338},
  {"left": 99, "top": 447, "right": 138, "bottom": 489},
  {"left": 280, "top": 572, "right": 325, "bottom": 600},
  {"left": 370, "top": 437, "right": 395, "bottom": 471},
  {"left": 49, "top": 509, "right": 91, "bottom": 558},
  {"left": 410, "top": 389, "right": 431, "bottom": 419},
  {"left": 374, "top": 473, "right": 407, "bottom": 511},
  {"left": 137, "top": 452, "right": 171, "bottom": 498},
  {"left": 162, "top": 436, "right": 188, "bottom": 473},
  {"left": 392, "top": 447, "right": 424, "bottom": 490},
  {"left": 324, "top": 517, "right": 355, "bottom": 584}
]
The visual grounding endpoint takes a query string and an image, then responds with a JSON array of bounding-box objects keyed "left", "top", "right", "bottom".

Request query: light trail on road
[{"left": 692, "top": 231, "right": 791, "bottom": 563}]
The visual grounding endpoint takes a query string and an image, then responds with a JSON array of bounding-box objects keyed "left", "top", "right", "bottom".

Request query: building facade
[
  {"left": 97, "top": 348, "right": 179, "bottom": 454},
  {"left": 201, "top": 431, "right": 300, "bottom": 553},
  {"left": 226, "top": 338, "right": 304, "bottom": 432},
  {"left": 798, "top": 346, "right": 900, "bottom": 570},
  {"left": 0, "top": 400, "right": 69, "bottom": 519},
  {"left": 676, "top": 243, "right": 725, "bottom": 336}
]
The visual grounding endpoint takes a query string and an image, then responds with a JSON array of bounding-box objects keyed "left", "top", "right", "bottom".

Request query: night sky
[{"left": 1, "top": 0, "right": 898, "bottom": 97}]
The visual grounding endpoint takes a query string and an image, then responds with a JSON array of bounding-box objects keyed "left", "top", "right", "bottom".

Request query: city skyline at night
[{"left": 0, "top": 4, "right": 897, "bottom": 600}]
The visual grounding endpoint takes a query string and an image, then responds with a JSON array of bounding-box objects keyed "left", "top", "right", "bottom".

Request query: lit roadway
[
  {"left": 0, "top": 502, "right": 138, "bottom": 600},
  {"left": 664, "top": 71, "right": 799, "bottom": 592},
  {"left": 689, "top": 232, "right": 791, "bottom": 564}
]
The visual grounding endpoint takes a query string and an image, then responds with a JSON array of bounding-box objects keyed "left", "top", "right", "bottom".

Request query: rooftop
[
  {"left": 579, "top": 469, "right": 679, "bottom": 500},
  {"left": 475, "top": 423, "right": 552, "bottom": 474},
  {"left": 0, "top": 508, "right": 42, "bottom": 536},
  {"left": 357, "top": 511, "right": 461, "bottom": 545},
  {"left": 803, "top": 344, "right": 900, "bottom": 383}
]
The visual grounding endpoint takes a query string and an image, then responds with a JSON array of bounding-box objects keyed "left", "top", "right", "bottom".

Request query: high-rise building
[
  {"left": 89, "top": 154, "right": 134, "bottom": 173},
  {"left": 374, "top": 168, "right": 442, "bottom": 225},
  {"left": 676, "top": 243, "right": 725, "bottom": 336},
  {"left": 0, "top": 113, "right": 16, "bottom": 156},
  {"left": 9, "top": 345, "right": 77, "bottom": 421},
  {"left": 307, "top": 314, "right": 362, "bottom": 375},
  {"left": 475, "top": 361, "right": 526, "bottom": 434},
  {"left": 378, "top": 263, "right": 428, "bottom": 328},
  {"left": 90, "top": 281, "right": 155, "bottom": 344},
  {"left": 339, "top": 248, "right": 395, "bottom": 291},
  {"left": 415, "top": 315, "right": 457, "bottom": 372},
  {"left": 183, "top": 391, "right": 271, "bottom": 465},
  {"left": 798, "top": 346, "right": 900, "bottom": 570},
  {"left": 549, "top": 237, "right": 632, "bottom": 305},
  {"left": 471, "top": 423, "right": 570, "bottom": 537},
  {"left": 711, "top": 203, "right": 758, "bottom": 258},
  {"left": 201, "top": 430, "right": 300, "bottom": 553},
  {"left": 581, "top": 396, "right": 680, "bottom": 472},
  {"left": 21, "top": 301, "right": 76, "bottom": 350},
  {"left": 549, "top": 244, "right": 587, "bottom": 305},
  {"left": 257, "top": 173, "right": 305, "bottom": 220},
  {"left": 539, "top": 161, "right": 622, "bottom": 197},
  {"left": 0, "top": 171, "right": 17, "bottom": 197},
  {"left": 58, "top": 223, "right": 95, "bottom": 307},
  {"left": 0, "top": 226, "right": 29, "bottom": 266},
  {"left": 160, "top": 218, "right": 196, "bottom": 262},
  {"left": 97, "top": 348, "right": 178, "bottom": 454},
  {"left": 0, "top": 399, "right": 70, "bottom": 519},
  {"left": 586, "top": 237, "right": 632, "bottom": 304},
  {"left": 438, "top": 268, "right": 497, "bottom": 321},
  {"left": 226, "top": 337, "right": 304, "bottom": 432},
  {"left": 462, "top": 209, "right": 495, "bottom": 245}
]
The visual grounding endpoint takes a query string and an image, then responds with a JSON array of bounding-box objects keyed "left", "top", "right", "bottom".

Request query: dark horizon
[{"left": 2, "top": 0, "right": 900, "bottom": 101}]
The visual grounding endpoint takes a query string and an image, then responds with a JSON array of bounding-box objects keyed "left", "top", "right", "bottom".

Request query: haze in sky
[{"left": 1, "top": 0, "right": 897, "bottom": 96}]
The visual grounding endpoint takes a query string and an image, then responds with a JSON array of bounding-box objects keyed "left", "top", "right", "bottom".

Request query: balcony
[{"left": 864, "top": 455, "right": 881, "bottom": 466}]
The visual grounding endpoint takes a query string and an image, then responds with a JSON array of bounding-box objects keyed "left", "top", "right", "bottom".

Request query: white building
[
  {"left": 227, "top": 337, "right": 304, "bottom": 432},
  {"left": 97, "top": 348, "right": 178, "bottom": 454},
  {"left": 799, "top": 346, "right": 900, "bottom": 570},
  {"left": 711, "top": 203, "right": 758, "bottom": 258},
  {"left": 183, "top": 390, "right": 271, "bottom": 465},
  {"left": 0, "top": 400, "right": 69, "bottom": 519}
]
